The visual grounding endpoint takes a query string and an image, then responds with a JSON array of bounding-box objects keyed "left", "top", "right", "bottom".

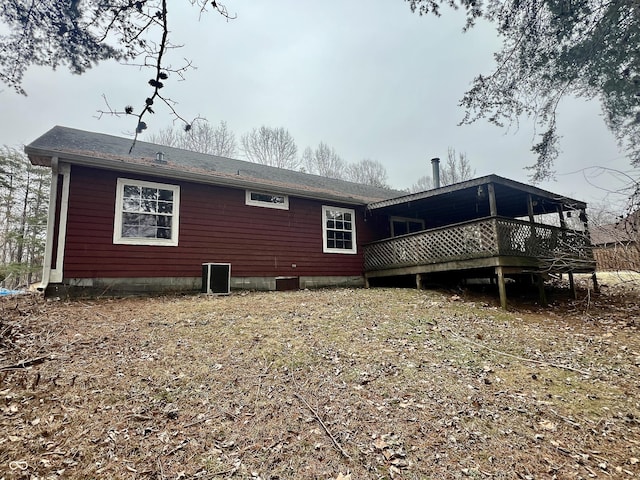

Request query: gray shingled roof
[
  {"left": 25, "top": 126, "right": 405, "bottom": 205},
  {"left": 590, "top": 213, "right": 639, "bottom": 246}
]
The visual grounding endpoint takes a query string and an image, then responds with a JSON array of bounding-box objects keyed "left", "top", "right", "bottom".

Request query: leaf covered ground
[{"left": 1, "top": 284, "right": 639, "bottom": 479}]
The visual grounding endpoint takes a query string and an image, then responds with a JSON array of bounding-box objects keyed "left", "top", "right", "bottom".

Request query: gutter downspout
[{"left": 38, "top": 157, "right": 59, "bottom": 292}]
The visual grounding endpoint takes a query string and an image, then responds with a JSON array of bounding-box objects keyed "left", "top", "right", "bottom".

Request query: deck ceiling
[{"left": 368, "top": 175, "right": 587, "bottom": 228}]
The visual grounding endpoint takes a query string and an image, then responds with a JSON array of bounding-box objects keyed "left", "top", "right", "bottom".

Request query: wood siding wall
[
  {"left": 594, "top": 243, "right": 640, "bottom": 272},
  {"left": 62, "top": 166, "right": 376, "bottom": 279}
]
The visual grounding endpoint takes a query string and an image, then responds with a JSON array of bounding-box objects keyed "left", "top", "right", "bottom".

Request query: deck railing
[{"left": 363, "top": 217, "right": 594, "bottom": 272}]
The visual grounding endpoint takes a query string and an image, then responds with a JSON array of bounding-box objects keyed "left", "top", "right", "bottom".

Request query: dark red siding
[{"left": 62, "top": 166, "right": 376, "bottom": 278}]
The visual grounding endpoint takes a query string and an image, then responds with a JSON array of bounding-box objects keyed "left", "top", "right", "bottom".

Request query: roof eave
[
  {"left": 367, "top": 174, "right": 587, "bottom": 210},
  {"left": 24, "top": 147, "right": 379, "bottom": 206}
]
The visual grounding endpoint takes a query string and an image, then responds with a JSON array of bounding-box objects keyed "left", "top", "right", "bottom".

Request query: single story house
[{"left": 26, "top": 126, "right": 596, "bottom": 306}]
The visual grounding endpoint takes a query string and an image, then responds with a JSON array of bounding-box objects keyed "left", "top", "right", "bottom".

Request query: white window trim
[
  {"left": 322, "top": 205, "right": 357, "bottom": 255},
  {"left": 245, "top": 190, "right": 289, "bottom": 210},
  {"left": 390, "top": 216, "right": 425, "bottom": 237},
  {"left": 113, "top": 178, "right": 180, "bottom": 246}
]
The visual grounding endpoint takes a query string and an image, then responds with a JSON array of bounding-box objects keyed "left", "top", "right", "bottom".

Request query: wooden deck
[{"left": 364, "top": 216, "right": 595, "bottom": 279}]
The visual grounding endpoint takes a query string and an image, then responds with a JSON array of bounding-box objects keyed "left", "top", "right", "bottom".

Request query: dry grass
[{"left": 1, "top": 286, "right": 640, "bottom": 479}]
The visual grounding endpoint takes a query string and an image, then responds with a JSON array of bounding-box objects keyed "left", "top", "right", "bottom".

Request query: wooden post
[
  {"left": 527, "top": 194, "right": 537, "bottom": 255},
  {"left": 364, "top": 276, "right": 370, "bottom": 289},
  {"left": 557, "top": 204, "right": 567, "bottom": 229},
  {"left": 527, "top": 194, "right": 536, "bottom": 224},
  {"left": 488, "top": 183, "right": 497, "bottom": 217},
  {"left": 537, "top": 274, "right": 548, "bottom": 306},
  {"left": 416, "top": 273, "right": 422, "bottom": 290},
  {"left": 568, "top": 271, "right": 576, "bottom": 299},
  {"left": 496, "top": 266, "right": 507, "bottom": 309},
  {"left": 592, "top": 272, "right": 600, "bottom": 293}
]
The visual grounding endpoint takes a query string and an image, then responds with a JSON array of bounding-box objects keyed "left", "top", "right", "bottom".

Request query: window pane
[
  {"left": 157, "top": 201, "right": 173, "bottom": 214},
  {"left": 141, "top": 199, "right": 157, "bottom": 213},
  {"left": 343, "top": 213, "right": 352, "bottom": 222},
  {"left": 121, "top": 211, "right": 174, "bottom": 240},
  {"left": 408, "top": 221, "right": 423, "bottom": 233},
  {"left": 158, "top": 189, "right": 173, "bottom": 201},
  {"left": 139, "top": 225, "right": 157, "bottom": 238},
  {"left": 251, "top": 192, "right": 284, "bottom": 203},
  {"left": 123, "top": 197, "right": 140, "bottom": 212},
  {"left": 123, "top": 185, "right": 140, "bottom": 198},
  {"left": 157, "top": 216, "right": 172, "bottom": 227},
  {"left": 142, "top": 187, "right": 158, "bottom": 200},
  {"left": 122, "top": 212, "right": 141, "bottom": 225},
  {"left": 327, "top": 220, "right": 335, "bottom": 229},
  {"left": 393, "top": 221, "right": 408, "bottom": 236},
  {"left": 157, "top": 227, "right": 172, "bottom": 239}
]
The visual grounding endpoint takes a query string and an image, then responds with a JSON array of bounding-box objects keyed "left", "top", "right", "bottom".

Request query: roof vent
[
  {"left": 155, "top": 151, "right": 166, "bottom": 164},
  {"left": 431, "top": 157, "right": 440, "bottom": 189}
]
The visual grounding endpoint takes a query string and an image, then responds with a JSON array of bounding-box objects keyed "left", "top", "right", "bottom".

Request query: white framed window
[
  {"left": 390, "top": 216, "right": 425, "bottom": 237},
  {"left": 322, "top": 206, "right": 357, "bottom": 254},
  {"left": 113, "top": 178, "right": 180, "bottom": 246},
  {"left": 245, "top": 190, "right": 289, "bottom": 210}
]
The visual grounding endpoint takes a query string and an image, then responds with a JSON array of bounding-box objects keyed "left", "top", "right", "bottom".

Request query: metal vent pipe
[{"left": 431, "top": 157, "right": 441, "bottom": 189}]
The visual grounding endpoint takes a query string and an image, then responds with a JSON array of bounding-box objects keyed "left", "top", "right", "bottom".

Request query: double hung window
[
  {"left": 113, "top": 178, "right": 180, "bottom": 246},
  {"left": 322, "top": 206, "right": 357, "bottom": 254}
]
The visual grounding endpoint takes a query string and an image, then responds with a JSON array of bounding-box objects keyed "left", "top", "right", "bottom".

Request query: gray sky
[{"left": 1, "top": 0, "right": 633, "bottom": 211}]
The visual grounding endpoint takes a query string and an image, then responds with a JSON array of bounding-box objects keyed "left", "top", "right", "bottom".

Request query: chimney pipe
[
  {"left": 155, "top": 151, "right": 166, "bottom": 164},
  {"left": 431, "top": 157, "right": 440, "bottom": 189}
]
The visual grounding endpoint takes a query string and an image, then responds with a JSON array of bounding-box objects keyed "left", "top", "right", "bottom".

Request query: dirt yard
[{"left": 1, "top": 283, "right": 639, "bottom": 479}]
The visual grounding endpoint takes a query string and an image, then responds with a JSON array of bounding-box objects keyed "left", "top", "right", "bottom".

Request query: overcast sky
[{"left": 1, "top": 0, "right": 634, "bottom": 211}]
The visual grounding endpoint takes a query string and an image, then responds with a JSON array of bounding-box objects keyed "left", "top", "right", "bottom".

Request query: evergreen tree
[{"left": 0, "top": 147, "right": 50, "bottom": 288}]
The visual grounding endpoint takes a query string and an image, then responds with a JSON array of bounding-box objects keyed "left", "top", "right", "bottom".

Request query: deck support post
[
  {"left": 488, "top": 183, "right": 497, "bottom": 217},
  {"left": 568, "top": 271, "right": 576, "bottom": 299},
  {"left": 537, "top": 274, "right": 548, "bottom": 306},
  {"left": 416, "top": 273, "right": 423, "bottom": 290},
  {"left": 496, "top": 266, "right": 507, "bottom": 309},
  {"left": 527, "top": 194, "right": 536, "bottom": 224},
  {"left": 364, "top": 276, "right": 370, "bottom": 289},
  {"left": 557, "top": 205, "right": 567, "bottom": 229},
  {"left": 592, "top": 272, "right": 599, "bottom": 293}
]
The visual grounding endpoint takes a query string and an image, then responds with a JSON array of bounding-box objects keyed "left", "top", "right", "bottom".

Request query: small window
[
  {"left": 391, "top": 216, "right": 425, "bottom": 237},
  {"left": 245, "top": 190, "right": 289, "bottom": 210},
  {"left": 322, "top": 206, "right": 357, "bottom": 254},
  {"left": 113, "top": 178, "right": 180, "bottom": 246}
]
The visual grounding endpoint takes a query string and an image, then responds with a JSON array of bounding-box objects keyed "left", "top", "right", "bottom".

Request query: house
[
  {"left": 590, "top": 213, "right": 640, "bottom": 271},
  {"left": 26, "top": 126, "right": 596, "bottom": 307}
]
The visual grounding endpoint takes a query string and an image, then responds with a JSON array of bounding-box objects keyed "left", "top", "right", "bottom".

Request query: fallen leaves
[{"left": 1, "top": 287, "right": 640, "bottom": 478}]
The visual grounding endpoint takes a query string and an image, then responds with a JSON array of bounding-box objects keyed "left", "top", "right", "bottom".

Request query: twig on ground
[
  {"left": 0, "top": 355, "right": 51, "bottom": 371},
  {"left": 449, "top": 332, "right": 590, "bottom": 376},
  {"left": 549, "top": 408, "right": 582, "bottom": 428},
  {"left": 293, "top": 391, "right": 351, "bottom": 460},
  {"left": 165, "top": 439, "right": 188, "bottom": 456}
]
